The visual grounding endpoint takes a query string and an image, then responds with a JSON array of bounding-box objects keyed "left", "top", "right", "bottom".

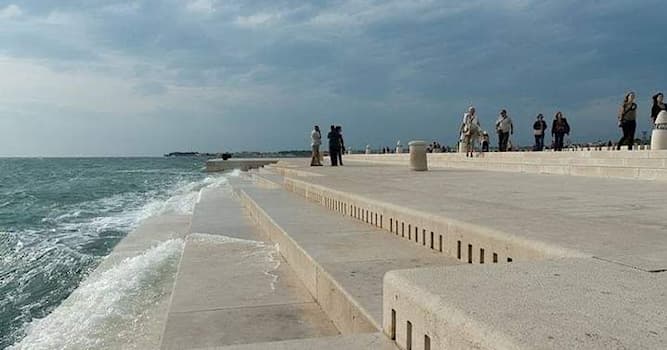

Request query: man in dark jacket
[
  {"left": 335, "top": 125, "right": 345, "bottom": 166},
  {"left": 533, "top": 114, "right": 548, "bottom": 151},
  {"left": 327, "top": 125, "right": 340, "bottom": 166}
]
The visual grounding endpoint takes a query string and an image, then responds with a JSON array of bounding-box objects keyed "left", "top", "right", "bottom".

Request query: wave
[
  {"left": 8, "top": 239, "right": 185, "bottom": 350},
  {"left": 2, "top": 173, "right": 231, "bottom": 348}
]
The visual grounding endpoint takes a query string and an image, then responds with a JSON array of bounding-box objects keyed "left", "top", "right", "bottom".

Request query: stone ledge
[{"left": 383, "top": 259, "right": 667, "bottom": 350}]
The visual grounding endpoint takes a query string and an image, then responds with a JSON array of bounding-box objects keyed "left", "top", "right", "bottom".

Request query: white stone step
[
  {"left": 236, "top": 184, "right": 460, "bottom": 334},
  {"left": 160, "top": 187, "right": 338, "bottom": 349}
]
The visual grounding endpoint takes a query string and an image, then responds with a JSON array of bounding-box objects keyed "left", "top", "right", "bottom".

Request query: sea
[{"left": 0, "top": 157, "right": 229, "bottom": 349}]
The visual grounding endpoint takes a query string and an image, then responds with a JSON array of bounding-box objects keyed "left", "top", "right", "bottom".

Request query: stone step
[
  {"left": 272, "top": 161, "right": 667, "bottom": 272},
  {"left": 195, "top": 333, "right": 397, "bottom": 350},
  {"left": 160, "top": 187, "right": 339, "bottom": 349},
  {"left": 385, "top": 259, "right": 667, "bottom": 350},
  {"left": 343, "top": 151, "right": 667, "bottom": 181},
  {"left": 235, "top": 183, "right": 460, "bottom": 334}
]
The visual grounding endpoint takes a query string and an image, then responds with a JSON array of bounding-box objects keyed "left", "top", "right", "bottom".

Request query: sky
[{"left": 1, "top": 0, "right": 666, "bottom": 156}]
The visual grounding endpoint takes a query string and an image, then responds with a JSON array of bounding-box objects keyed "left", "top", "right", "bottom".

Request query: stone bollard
[
  {"left": 651, "top": 111, "right": 667, "bottom": 150},
  {"left": 365, "top": 145, "right": 372, "bottom": 154},
  {"left": 408, "top": 140, "right": 428, "bottom": 171}
]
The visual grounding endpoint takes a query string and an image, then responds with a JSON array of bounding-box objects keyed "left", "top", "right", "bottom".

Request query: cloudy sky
[{"left": 1, "top": 0, "right": 665, "bottom": 156}]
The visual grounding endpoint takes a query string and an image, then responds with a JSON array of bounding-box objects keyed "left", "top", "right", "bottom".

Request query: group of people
[
  {"left": 309, "top": 91, "right": 667, "bottom": 165},
  {"left": 460, "top": 91, "right": 667, "bottom": 156},
  {"left": 460, "top": 107, "right": 572, "bottom": 156},
  {"left": 617, "top": 91, "right": 667, "bottom": 150},
  {"left": 310, "top": 125, "right": 345, "bottom": 166},
  {"left": 606, "top": 91, "right": 667, "bottom": 150}
]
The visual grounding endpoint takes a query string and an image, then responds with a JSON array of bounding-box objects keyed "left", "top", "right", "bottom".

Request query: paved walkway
[{"left": 273, "top": 160, "right": 667, "bottom": 272}]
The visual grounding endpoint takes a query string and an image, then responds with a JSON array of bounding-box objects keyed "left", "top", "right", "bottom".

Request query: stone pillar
[
  {"left": 365, "top": 145, "right": 372, "bottom": 154},
  {"left": 651, "top": 111, "right": 667, "bottom": 150},
  {"left": 408, "top": 140, "right": 428, "bottom": 171}
]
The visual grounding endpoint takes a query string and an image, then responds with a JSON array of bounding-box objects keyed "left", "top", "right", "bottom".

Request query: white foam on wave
[
  {"left": 188, "top": 233, "right": 281, "bottom": 290},
  {"left": 4, "top": 174, "right": 231, "bottom": 348},
  {"left": 9, "top": 239, "right": 185, "bottom": 350}
]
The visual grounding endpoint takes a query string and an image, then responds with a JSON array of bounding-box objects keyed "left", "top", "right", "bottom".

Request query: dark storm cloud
[{"left": 0, "top": 0, "right": 666, "bottom": 156}]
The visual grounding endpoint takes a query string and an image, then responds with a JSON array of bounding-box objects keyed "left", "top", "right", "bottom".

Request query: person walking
[
  {"left": 310, "top": 125, "right": 322, "bottom": 166},
  {"left": 552, "top": 111, "right": 570, "bottom": 151},
  {"left": 327, "top": 125, "right": 340, "bottom": 166},
  {"left": 617, "top": 92, "right": 638, "bottom": 150},
  {"left": 495, "top": 109, "right": 513, "bottom": 152},
  {"left": 335, "top": 125, "right": 345, "bottom": 165},
  {"left": 532, "top": 114, "right": 548, "bottom": 151},
  {"left": 460, "top": 106, "right": 481, "bottom": 157},
  {"left": 651, "top": 92, "right": 666, "bottom": 126}
]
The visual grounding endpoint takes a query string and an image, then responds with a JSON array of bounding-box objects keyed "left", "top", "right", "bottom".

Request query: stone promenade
[{"left": 262, "top": 156, "right": 666, "bottom": 349}]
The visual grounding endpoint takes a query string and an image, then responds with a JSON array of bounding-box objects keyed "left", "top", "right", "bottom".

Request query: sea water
[{"left": 0, "top": 157, "right": 226, "bottom": 349}]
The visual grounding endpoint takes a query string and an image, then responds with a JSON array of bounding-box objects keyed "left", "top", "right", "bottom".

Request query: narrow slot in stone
[
  {"left": 457, "top": 240, "right": 461, "bottom": 259},
  {"left": 406, "top": 321, "right": 413, "bottom": 350},
  {"left": 425, "top": 335, "right": 431, "bottom": 350},
  {"left": 507, "top": 257, "right": 513, "bottom": 263},
  {"left": 493, "top": 253, "right": 498, "bottom": 263},
  {"left": 468, "top": 244, "right": 473, "bottom": 264},
  {"left": 391, "top": 309, "right": 396, "bottom": 340},
  {"left": 422, "top": 229, "right": 426, "bottom": 246},
  {"left": 480, "top": 248, "right": 485, "bottom": 264},
  {"left": 430, "top": 232, "right": 434, "bottom": 249}
]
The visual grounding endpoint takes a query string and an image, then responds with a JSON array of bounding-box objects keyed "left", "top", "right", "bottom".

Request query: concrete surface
[
  {"left": 384, "top": 259, "right": 667, "bottom": 350},
  {"left": 160, "top": 187, "right": 339, "bottom": 349},
  {"left": 206, "top": 158, "right": 278, "bottom": 172},
  {"left": 343, "top": 150, "right": 667, "bottom": 181},
  {"left": 236, "top": 183, "right": 461, "bottom": 333},
  {"left": 272, "top": 160, "right": 667, "bottom": 272},
  {"left": 194, "top": 333, "right": 397, "bottom": 350}
]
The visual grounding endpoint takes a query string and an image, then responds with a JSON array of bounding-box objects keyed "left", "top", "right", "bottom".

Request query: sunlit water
[{"left": 0, "top": 157, "right": 229, "bottom": 349}]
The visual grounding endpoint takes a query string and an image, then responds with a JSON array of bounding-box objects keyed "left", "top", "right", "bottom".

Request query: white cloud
[
  {"left": 186, "top": 0, "right": 216, "bottom": 14},
  {"left": 234, "top": 12, "right": 282, "bottom": 28},
  {"left": 0, "top": 4, "right": 22, "bottom": 19}
]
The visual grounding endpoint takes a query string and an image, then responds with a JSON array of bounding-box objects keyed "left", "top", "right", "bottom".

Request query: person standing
[
  {"left": 532, "top": 114, "right": 548, "bottom": 151},
  {"left": 651, "top": 92, "right": 666, "bottom": 126},
  {"left": 617, "top": 92, "right": 638, "bottom": 150},
  {"left": 335, "top": 125, "right": 345, "bottom": 166},
  {"left": 481, "top": 131, "right": 490, "bottom": 152},
  {"left": 495, "top": 109, "right": 513, "bottom": 152},
  {"left": 327, "top": 125, "right": 339, "bottom": 166},
  {"left": 460, "top": 106, "right": 481, "bottom": 157},
  {"left": 552, "top": 111, "right": 570, "bottom": 151},
  {"left": 310, "top": 125, "right": 322, "bottom": 166}
]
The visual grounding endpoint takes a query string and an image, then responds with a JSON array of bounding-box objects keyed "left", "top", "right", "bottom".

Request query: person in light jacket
[
  {"left": 310, "top": 125, "right": 322, "bottom": 166},
  {"left": 495, "top": 109, "right": 513, "bottom": 152},
  {"left": 460, "top": 106, "right": 481, "bottom": 157}
]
